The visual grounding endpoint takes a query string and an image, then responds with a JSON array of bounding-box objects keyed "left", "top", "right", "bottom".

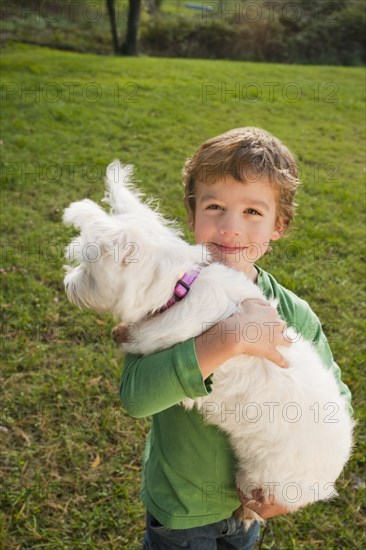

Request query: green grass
[{"left": 1, "top": 43, "right": 365, "bottom": 549}]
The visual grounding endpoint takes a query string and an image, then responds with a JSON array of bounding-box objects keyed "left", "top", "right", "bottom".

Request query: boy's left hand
[{"left": 236, "top": 487, "right": 290, "bottom": 519}]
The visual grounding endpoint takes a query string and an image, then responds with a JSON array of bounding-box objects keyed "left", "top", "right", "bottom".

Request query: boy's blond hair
[{"left": 182, "top": 127, "right": 300, "bottom": 230}]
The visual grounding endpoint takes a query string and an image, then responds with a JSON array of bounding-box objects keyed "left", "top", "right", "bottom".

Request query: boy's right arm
[
  {"left": 120, "top": 299, "right": 290, "bottom": 417},
  {"left": 195, "top": 299, "right": 290, "bottom": 379}
]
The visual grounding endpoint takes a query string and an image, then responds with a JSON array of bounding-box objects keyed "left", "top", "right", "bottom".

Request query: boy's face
[{"left": 191, "top": 175, "right": 283, "bottom": 280}]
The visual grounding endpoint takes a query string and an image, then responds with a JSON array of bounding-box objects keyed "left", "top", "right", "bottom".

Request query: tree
[
  {"left": 121, "top": 0, "right": 142, "bottom": 56},
  {"left": 106, "top": 0, "right": 142, "bottom": 56},
  {"left": 106, "top": 0, "right": 119, "bottom": 54},
  {"left": 145, "top": 0, "right": 156, "bottom": 14}
]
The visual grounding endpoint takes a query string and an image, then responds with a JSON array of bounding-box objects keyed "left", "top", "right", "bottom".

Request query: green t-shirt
[{"left": 119, "top": 266, "right": 352, "bottom": 529}]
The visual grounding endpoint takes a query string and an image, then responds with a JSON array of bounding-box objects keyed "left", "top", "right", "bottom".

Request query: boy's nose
[{"left": 219, "top": 219, "right": 242, "bottom": 237}]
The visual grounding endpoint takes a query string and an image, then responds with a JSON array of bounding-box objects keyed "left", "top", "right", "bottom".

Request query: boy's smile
[{"left": 192, "top": 175, "right": 283, "bottom": 281}]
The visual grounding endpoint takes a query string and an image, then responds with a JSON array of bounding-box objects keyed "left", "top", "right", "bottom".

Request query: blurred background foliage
[{"left": 1, "top": 0, "right": 365, "bottom": 65}]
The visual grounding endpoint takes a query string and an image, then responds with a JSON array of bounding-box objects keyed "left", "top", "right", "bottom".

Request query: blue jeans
[{"left": 143, "top": 511, "right": 260, "bottom": 549}]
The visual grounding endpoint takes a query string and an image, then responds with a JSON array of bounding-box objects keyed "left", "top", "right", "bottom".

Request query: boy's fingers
[
  {"left": 280, "top": 334, "right": 292, "bottom": 348},
  {"left": 282, "top": 326, "right": 294, "bottom": 346},
  {"left": 237, "top": 487, "right": 290, "bottom": 519},
  {"left": 271, "top": 351, "right": 289, "bottom": 369},
  {"left": 243, "top": 298, "right": 270, "bottom": 307}
]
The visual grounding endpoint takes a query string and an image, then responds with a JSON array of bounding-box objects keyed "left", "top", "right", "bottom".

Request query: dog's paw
[{"left": 234, "top": 504, "right": 265, "bottom": 531}]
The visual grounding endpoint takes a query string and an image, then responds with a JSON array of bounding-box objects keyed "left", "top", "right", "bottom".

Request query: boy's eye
[
  {"left": 245, "top": 208, "right": 261, "bottom": 216},
  {"left": 206, "top": 204, "right": 223, "bottom": 210}
]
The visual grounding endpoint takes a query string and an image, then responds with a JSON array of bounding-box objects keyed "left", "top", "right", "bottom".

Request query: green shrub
[
  {"left": 284, "top": 2, "right": 366, "bottom": 65},
  {"left": 140, "top": 16, "right": 238, "bottom": 59},
  {"left": 140, "top": 2, "right": 365, "bottom": 66}
]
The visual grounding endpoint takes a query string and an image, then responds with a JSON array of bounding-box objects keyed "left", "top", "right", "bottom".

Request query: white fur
[{"left": 63, "top": 161, "right": 353, "bottom": 528}]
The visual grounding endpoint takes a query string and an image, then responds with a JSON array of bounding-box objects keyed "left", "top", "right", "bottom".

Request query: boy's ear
[
  {"left": 188, "top": 212, "right": 195, "bottom": 230},
  {"left": 271, "top": 219, "right": 286, "bottom": 241}
]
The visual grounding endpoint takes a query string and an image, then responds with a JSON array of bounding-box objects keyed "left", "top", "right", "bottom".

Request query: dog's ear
[
  {"left": 103, "top": 161, "right": 143, "bottom": 216},
  {"left": 63, "top": 199, "right": 107, "bottom": 230},
  {"left": 92, "top": 233, "right": 140, "bottom": 268}
]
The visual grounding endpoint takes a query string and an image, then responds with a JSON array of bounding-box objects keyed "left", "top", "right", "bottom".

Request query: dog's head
[{"left": 63, "top": 162, "right": 205, "bottom": 322}]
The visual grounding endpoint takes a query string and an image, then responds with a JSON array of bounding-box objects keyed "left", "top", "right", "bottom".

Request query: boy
[{"left": 120, "top": 128, "right": 352, "bottom": 549}]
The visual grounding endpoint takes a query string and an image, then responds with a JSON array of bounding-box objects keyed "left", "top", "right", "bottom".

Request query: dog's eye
[{"left": 83, "top": 242, "right": 103, "bottom": 262}]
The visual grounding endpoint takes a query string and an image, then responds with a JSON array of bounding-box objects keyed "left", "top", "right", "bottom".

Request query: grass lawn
[{"left": 1, "top": 43, "right": 365, "bottom": 549}]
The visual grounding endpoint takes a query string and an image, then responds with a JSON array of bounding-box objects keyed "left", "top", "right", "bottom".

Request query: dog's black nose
[{"left": 112, "top": 323, "right": 129, "bottom": 344}]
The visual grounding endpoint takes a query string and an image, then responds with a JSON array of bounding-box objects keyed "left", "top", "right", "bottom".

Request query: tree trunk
[
  {"left": 106, "top": 0, "right": 119, "bottom": 54},
  {"left": 121, "top": 0, "right": 142, "bottom": 56},
  {"left": 144, "top": 0, "right": 156, "bottom": 15}
]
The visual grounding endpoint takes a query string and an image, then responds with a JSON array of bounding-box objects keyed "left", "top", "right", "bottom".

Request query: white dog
[{"left": 63, "top": 161, "right": 353, "bottom": 528}]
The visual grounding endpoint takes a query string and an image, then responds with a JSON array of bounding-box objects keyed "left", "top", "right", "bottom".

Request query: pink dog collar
[{"left": 158, "top": 266, "right": 202, "bottom": 313}]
